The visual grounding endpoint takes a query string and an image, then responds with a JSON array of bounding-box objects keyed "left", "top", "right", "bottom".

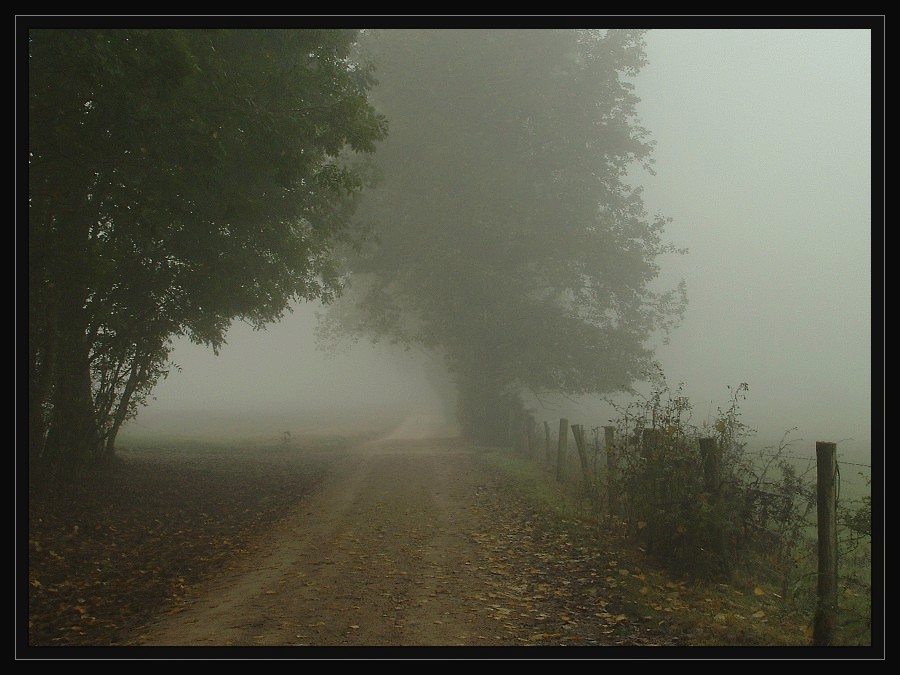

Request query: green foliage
[
  {"left": 28, "top": 28, "right": 386, "bottom": 475},
  {"left": 606, "top": 369, "right": 817, "bottom": 583},
  {"left": 833, "top": 470, "right": 872, "bottom": 643},
  {"left": 321, "top": 29, "right": 687, "bottom": 442},
  {"left": 841, "top": 472, "right": 871, "bottom": 537},
  {"left": 527, "top": 368, "right": 871, "bottom": 645}
]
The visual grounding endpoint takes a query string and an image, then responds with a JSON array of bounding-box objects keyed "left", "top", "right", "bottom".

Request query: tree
[
  {"left": 27, "top": 28, "right": 386, "bottom": 476},
  {"left": 321, "top": 29, "right": 686, "bottom": 444}
]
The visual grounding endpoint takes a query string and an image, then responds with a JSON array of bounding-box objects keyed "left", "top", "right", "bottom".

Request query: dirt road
[
  {"left": 33, "top": 422, "right": 810, "bottom": 652},
  {"left": 135, "top": 435, "right": 533, "bottom": 648}
]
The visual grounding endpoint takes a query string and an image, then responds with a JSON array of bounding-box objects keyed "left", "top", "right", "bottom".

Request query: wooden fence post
[
  {"left": 556, "top": 418, "right": 568, "bottom": 482},
  {"left": 544, "top": 421, "right": 552, "bottom": 465},
  {"left": 572, "top": 423, "right": 592, "bottom": 487},
  {"left": 641, "top": 428, "right": 661, "bottom": 461},
  {"left": 699, "top": 437, "right": 720, "bottom": 493},
  {"left": 813, "top": 441, "right": 838, "bottom": 646},
  {"left": 525, "top": 415, "right": 536, "bottom": 459},
  {"left": 605, "top": 426, "right": 618, "bottom": 518},
  {"left": 641, "top": 428, "right": 663, "bottom": 515}
]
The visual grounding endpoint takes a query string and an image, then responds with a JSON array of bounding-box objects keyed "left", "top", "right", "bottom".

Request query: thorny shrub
[
  {"left": 834, "top": 471, "right": 873, "bottom": 641},
  {"left": 601, "top": 366, "right": 818, "bottom": 585}
]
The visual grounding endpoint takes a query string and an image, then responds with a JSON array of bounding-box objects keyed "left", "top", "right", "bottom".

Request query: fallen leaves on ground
[
  {"left": 467, "top": 458, "right": 813, "bottom": 647},
  {"left": 27, "top": 446, "right": 329, "bottom": 647},
  {"left": 26, "top": 442, "right": 813, "bottom": 649}
]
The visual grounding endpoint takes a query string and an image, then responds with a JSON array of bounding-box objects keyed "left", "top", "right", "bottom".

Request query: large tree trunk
[
  {"left": 28, "top": 324, "right": 55, "bottom": 467},
  {"left": 41, "top": 349, "right": 101, "bottom": 474},
  {"left": 38, "top": 295, "right": 102, "bottom": 477},
  {"left": 32, "top": 180, "right": 107, "bottom": 478},
  {"left": 28, "top": 210, "right": 58, "bottom": 470}
]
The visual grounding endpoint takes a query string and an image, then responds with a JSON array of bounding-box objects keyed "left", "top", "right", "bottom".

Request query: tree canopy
[
  {"left": 28, "top": 28, "right": 386, "bottom": 474},
  {"left": 321, "top": 29, "right": 686, "bottom": 443}
]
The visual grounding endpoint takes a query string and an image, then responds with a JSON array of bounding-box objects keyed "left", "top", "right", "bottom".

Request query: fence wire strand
[{"left": 778, "top": 453, "right": 871, "bottom": 469}]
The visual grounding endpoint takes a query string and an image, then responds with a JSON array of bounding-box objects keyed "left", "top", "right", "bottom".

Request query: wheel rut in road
[{"left": 136, "top": 437, "right": 524, "bottom": 647}]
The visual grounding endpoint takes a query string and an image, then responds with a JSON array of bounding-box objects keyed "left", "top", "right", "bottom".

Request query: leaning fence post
[
  {"left": 572, "top": 423, "right": 592, "bottom": 487},
  {"left": 813, "top": 441, "right": 838, "bottom": 646},
  {"left": 556, "top": 418, "right": 568, "bottom": 482}
]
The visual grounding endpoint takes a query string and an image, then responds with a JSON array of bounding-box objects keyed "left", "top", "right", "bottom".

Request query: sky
[
  {"left": 627, "top": 28, "right": 875, "bottom": 452},
  {"left": 127, "top": 27, "right": 878, "bottom": 456}
]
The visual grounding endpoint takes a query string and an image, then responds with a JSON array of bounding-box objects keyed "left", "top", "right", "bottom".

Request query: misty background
[{"left": 124, "top": 28, "right": 875, "bottom": 457}]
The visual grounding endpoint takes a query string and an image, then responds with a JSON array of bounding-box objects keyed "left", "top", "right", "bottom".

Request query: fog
[
  {"left": 126, "top": 28, "right": 875, "bottom": 457},
  {"left": 128, "top": 309, "right": 459, "bottom": 440}
]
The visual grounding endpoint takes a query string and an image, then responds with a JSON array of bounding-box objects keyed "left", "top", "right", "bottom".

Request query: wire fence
[
  {"left": 778, "top": 453, "right": 871, "bottom": 469},
  {"left": 515, "top": 416, "right": 873, "bottom": 646}
]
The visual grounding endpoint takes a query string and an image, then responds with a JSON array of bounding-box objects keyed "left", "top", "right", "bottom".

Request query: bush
[{"left": 606, "top": 367, "right": 816, "bottom": 583}]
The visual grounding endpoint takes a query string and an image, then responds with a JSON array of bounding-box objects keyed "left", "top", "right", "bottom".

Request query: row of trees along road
[
  {"left": 28, "top": 29, "right": 387, "bottom": 478},
  {"left": 320, "top": 29, "right": 687, "bottom": 444},
  {"left": 28, "top": 27, "right": 687, "bottom": 477}
]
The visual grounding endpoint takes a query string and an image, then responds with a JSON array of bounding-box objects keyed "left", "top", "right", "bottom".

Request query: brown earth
[{"left": 25, "top": 422, "right": 823, "bottom": 657}]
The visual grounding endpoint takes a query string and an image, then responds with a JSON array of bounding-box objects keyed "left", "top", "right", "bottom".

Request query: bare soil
[
  {"left": 26, "top": 421, "right": 819, "bottom": 657},
  {"left": 136, "top": 436, "right": 532, "bottom": 648}
]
